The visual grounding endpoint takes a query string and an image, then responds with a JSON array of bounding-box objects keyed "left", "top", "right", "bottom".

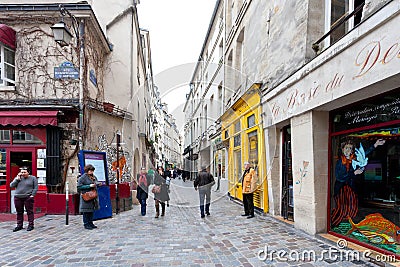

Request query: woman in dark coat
[
  {"left": 153, "top": 166, "right": 170, "bottom": 218},
  {"left": 77, "top": 164, "right": 100, "bottom": 230},
  {"left": 136, "top": 167, "right": 151, "bottom": 216}
]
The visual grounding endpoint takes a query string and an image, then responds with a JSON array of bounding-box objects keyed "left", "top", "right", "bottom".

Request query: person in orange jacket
[{"left": 241, "top": 162, "right": 257, "bottom": 219}]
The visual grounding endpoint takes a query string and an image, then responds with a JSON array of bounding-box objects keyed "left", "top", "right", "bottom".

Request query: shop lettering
[
  {"left": 287, "top": 84, "right": 320, "bottom": 110},
  {"left": 271, "top": 72, "right": 345, "bottom": 120},
  {"left": 354, "top": 40, "right": 400, "bottom": 78}
]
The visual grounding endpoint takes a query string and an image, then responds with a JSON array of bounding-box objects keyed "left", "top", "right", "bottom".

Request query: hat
[
  {"left": 201, "top": 165, "right": 207, "bottom": 170},
  {"left": 244, "top": 162, "right": 250, "bottom": 165}
]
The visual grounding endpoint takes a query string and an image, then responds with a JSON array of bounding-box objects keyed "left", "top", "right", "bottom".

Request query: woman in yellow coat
[{"left": 241, "top": 162, "right": 257, "bottom": 218}]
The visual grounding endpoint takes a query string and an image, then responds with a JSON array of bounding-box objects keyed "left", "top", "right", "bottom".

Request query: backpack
[{"left": 139, "top": 174, "right": 148, "bottom": 187}]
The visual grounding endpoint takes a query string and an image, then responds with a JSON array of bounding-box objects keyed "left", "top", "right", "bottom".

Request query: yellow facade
[{"left": 221, "top": 84, "right": 268, "bottom": 213}]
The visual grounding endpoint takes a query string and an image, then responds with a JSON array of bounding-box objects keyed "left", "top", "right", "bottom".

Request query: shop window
[
  {"left": 0, "top": 148, "right": 5, "bottom": 186},
  {"left": 234, "top": 121, "right": 240, "bottom": 133},
  {"left": 12, "top": 131, "right": 42, "bottom": 144},
  {"left": 0, "top": 130, "right": 10, "bottom": 143},
  {"left": 234, "top": 134, "right": 241, "bottom": 147},
  {"left": 0, "top": 44, "right": 15, "bottom": 86},
  {"left": 248, "top": 131, "right": 258, "bottom": 168},
  {"left": 247, "top": 114, "right": 255, "bottom": 128},
  {"left": 329, "top": 126, "right": 400, "bottom": 255}
]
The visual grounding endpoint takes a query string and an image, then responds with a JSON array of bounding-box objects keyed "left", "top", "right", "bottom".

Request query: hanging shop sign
[{"left": 54, "top": 61, "right": 79, "bottom": 79}]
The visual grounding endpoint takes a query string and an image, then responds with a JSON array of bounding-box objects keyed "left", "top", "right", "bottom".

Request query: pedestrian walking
[
  {"left": 136, "top": 167, "right": 150, "bottom": 216},
  {"left": 194, "top": 165, "right": 215, "bottom": 218},
  {"left": 10, "top": 166, "right": 38, "bottom": 232},
  {"left": 215, "top": 163, "right": 221, "bottom": 192},
  {"left": 153, "top": 166, "right": 170, "bottom": 218},
  {"left": 240, "top": 161, "right": 257, "bottom": 219},
  {"left": 77, "top": 164, "right": 100, "bottom": 230}
]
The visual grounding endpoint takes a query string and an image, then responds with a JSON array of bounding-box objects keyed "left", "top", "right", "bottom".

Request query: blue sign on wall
[
  {"left": 54, "top": 61, "right": 79, "bottom": 79},
  {"left": 90, "top": 69, "right": 97, "bottom": 86}
]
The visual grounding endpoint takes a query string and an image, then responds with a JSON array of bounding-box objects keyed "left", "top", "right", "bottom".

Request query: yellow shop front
[{"left": 221, "top": 84, "right": 268, "bottom": 213}]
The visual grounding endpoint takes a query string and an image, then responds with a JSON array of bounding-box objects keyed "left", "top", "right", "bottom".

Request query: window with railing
[{"left": 314, "top": 0, "right": 365, "bottom": 52}]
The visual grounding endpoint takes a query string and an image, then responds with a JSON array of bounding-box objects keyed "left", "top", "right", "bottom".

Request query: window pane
[
  {"left": 330, "top": 0, "right": 348, "bottom": 43},
  {"left": 0, "top": 130, "right": 10, "bottom": 143},
  {"left": 12, "top": 131, "right": 42, "bottom": 144},
  {"left": 4, "top": 48, "right": 15, "bottom": 64},
  {"left": 247, "top": 114, "right": 255, "bottom": 128},
  {"left": 234, "top": 134, "right": 241, "bottom": 147},
  {"left": 248, "top": 131, "right": 258, "bottom": 168},
  {"left": 234, "top": 121, "right": 240, "bottom": 133},
  {"left": 5, "top": 63, "right": 15, "bottom": 81}
]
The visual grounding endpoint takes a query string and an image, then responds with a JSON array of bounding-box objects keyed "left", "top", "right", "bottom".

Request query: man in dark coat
[{"left": 194, "top": 166, "right": 215, "bottom": 218}]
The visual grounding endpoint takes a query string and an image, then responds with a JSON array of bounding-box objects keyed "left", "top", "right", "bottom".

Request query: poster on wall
[{"left": 78, "top": 150, "right": 109, "bottom": 185}]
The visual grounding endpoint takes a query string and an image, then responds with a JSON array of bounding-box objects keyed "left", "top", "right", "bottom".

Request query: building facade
[
  {"left": 185, "top": 0, "right": 400, "bottom": 258},
  {"left": 0, "top": 0, "right": 154, "bottom": 213}
]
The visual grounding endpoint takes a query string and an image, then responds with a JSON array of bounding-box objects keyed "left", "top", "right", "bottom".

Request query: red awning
[
  {"left": 0, "top": 111, "right": 58, "bottom": 126},
  {"left": 0, "top": 24, "right": 16, "bottom": 50}
]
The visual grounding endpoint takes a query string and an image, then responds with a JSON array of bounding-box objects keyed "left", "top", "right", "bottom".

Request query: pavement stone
[{"left": 0, "top": 179, "right": 384, "bottom": 266}]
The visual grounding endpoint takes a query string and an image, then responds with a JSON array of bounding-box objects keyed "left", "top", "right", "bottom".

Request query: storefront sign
[
  {"left": 265, "top": 11, "right": 400, "bottom": 125},
  {"left": 54, "top": 61, "right": 79, "bottom": 79}
]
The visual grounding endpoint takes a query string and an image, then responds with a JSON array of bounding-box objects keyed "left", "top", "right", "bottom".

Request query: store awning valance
[
  {"left": 0, "top": 24, "right": 16, "bottom": 50},
  {"left": 0, "top": 111, "right": 58, "bottom": 126}
]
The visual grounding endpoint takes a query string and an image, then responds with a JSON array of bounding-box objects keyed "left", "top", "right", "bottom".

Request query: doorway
[
  {"left": 10, "top": 151, "right": 33, "bottom": 213},
  {"left": 281, "top": 126, "right": 294, "bottom": 220}
]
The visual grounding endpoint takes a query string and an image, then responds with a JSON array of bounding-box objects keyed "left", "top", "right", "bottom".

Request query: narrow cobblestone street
[{"left": 0, "top": 179, "right": 378, "bottom": 266}]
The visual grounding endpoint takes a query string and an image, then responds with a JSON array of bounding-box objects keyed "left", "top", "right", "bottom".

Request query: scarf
[{"left": 341, "top": 154, "right": 355, "bottom": 171}]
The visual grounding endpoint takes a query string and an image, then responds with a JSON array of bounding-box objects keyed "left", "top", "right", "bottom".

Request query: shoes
[
  {"left": 13, "top": 226, "right": 23, "bottom": 232},
  {"left": 206, "top": 212, "right": 210, "bottom": 216},
  {"left": 247, "top": 215, "right": 255, "bottom": 219},
  {"left": 161, "top": 213, "right": 165, "bottom": 217},
  {"left": 84, "top": 224, "right": 93, "bottom": 230},
  {"left": 155, "top": 212, "right": 159, "bottom": 218},
  {"left": 201, "top": 215, "right": 205, "bottom": 218},
  {"left": 27, "top": 225, "right": 34, "bottom": 231},
  {"left": 89, "top": 223, "right": 97, "bottom": 229},
  {"left": 241, "top": 214, "right": 249, "bottom": 217}
]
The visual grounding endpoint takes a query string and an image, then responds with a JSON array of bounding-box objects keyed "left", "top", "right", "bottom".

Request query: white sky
[{"left": 137, "top": 0, "right": 217, "bottom": 130}]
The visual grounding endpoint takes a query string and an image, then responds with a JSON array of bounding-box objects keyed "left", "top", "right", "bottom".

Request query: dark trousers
[
  {"left": 243, "top": 193, "right": 254, "bottom": 216},
  {"left": 139, "top": 199, "right": 147, "bottom": 216},
  {"left": 14, "top": 196, "right": 34, "bottom": 227},
  {"left": 83, "top": 212, "right": 94, "bottom": 226},
  {"left": 199, "top": 189, "right": 211, "bottom": 216}
]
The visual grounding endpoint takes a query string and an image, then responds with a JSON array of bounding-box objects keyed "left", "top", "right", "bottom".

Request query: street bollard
[{"left": 66, "top": 181, "right": 69, "bottom": 225}]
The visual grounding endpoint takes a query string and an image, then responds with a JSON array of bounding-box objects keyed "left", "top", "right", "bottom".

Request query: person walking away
[
  {"left": 241, "top": 162, "right": 257, "bottom": 219},
  {"left": 215, "top": 164, "right": 222, "bottom": 192},
  {"left": 10, "top": 166, "right": 38, "bottom": 232},
  {"left": 194, "top": 166, "right": 215, "bottom": 218},
  {"left": 77, "top": 164, "right": 100, "bottom": 230},
  {"left": 136, "top": 167, "right": 150, "bottom": 216},
  {"left": 153, "top": 166, "right": 170, "bottom": 218}
]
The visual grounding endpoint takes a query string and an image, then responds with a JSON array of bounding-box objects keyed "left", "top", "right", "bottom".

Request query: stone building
[
  {"left": 185, "top": 0, "right": 400, "bottom": 258},
  {"left": 0, "top": 0, "right": 154, "bottom": 214}
]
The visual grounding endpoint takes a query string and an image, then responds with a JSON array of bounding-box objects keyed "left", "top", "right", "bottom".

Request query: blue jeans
[
  {"left": 139, "top": 199, "right": 147, "bottom": 216},
  {"left": 198, "top": 189, "right": 211, "bottom": 216},
  {"left": 83, "top": 212, "right": 94, "bottom": 226}
]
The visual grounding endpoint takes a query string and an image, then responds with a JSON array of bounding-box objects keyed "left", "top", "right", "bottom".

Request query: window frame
[{"left": 0, "top": 44, "right": 16, "bottom": 86}]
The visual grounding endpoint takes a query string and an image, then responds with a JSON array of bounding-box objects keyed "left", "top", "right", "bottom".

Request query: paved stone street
[{"left": 0, "top": 179, "right": 379, "bottom": 266}]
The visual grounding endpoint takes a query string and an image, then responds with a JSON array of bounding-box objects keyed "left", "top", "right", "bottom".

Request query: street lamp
[{"left": 51, "top": 4, "right": 85, "bottom": 151}]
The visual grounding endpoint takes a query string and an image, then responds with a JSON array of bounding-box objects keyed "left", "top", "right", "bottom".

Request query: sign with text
[
  {"left": 78, "top": 150, "right": 109, "bottom": 185},
  {"left": 54, "top": 61, "right": 79, "bottom": 79},
  {"left": 264, "top": 8, "right": 400, "bottom": 125}
]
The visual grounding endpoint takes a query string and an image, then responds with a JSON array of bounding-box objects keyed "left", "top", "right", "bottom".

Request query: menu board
[{"left": 78, "top": 150, "right": 109, "bottom": 184}]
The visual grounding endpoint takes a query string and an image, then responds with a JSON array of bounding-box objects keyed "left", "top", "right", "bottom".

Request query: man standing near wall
[
  {"left": 241, "top": 162, "right": 257, "bottom": 219},
  {"left": 10, "top": 166, "right": 38, "bottom": 231}
]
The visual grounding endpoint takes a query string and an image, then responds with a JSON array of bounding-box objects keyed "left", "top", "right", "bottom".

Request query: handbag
[
  {"left": 152, "top": 185, "right": 161, "bottom": 194},
  {"left": 81, "top": 190, "right": 98, "bottom": 201}
]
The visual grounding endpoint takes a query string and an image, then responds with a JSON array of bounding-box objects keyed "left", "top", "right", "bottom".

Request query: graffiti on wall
[
  {"left": 295, "top": 160, "right": 309, "bottom": 194},
  {"left": 96, "top": 134, "right": 132, "bottom": 184}
]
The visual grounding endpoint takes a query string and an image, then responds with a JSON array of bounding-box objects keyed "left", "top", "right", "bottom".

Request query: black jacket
[{"left": 194, "top": 170, "right": 215, "bottom": 190}]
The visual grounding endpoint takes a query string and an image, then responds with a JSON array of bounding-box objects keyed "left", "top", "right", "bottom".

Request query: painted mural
[
  {"left": 330, "top": 129, "right": 400, "bottom": 255},
  {"left": 96, "top": 134, "right": 132, "bottom": 184}
]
